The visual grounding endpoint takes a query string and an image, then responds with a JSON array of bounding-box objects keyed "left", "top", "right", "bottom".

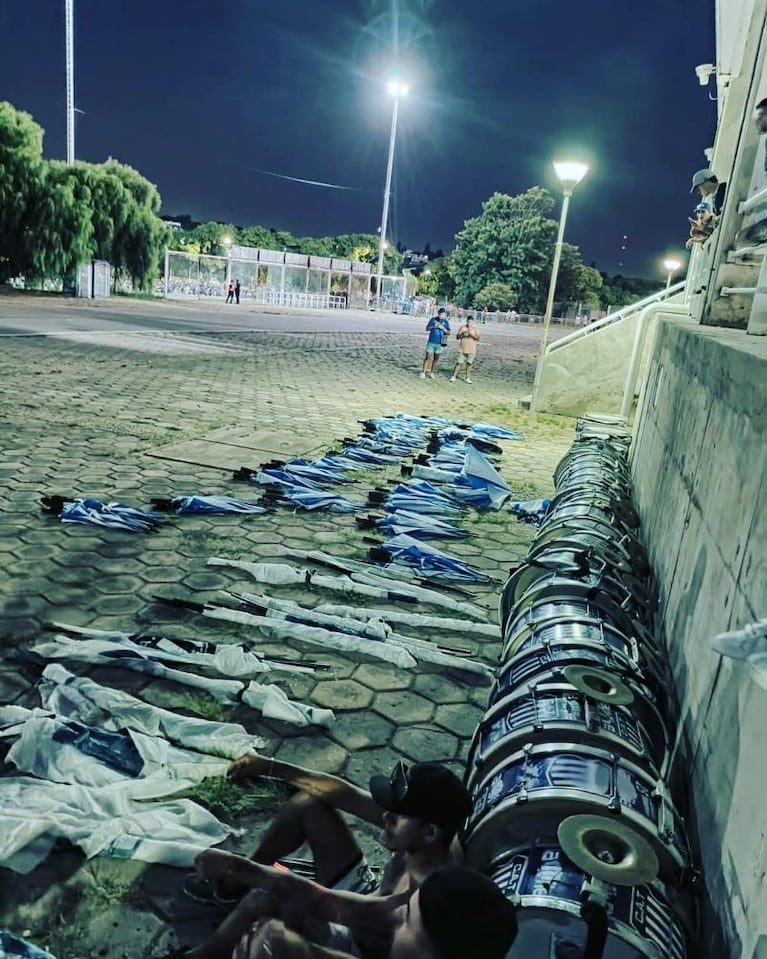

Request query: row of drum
[{"left": 462, "top": 418, "right": 695, "bottom": 959}]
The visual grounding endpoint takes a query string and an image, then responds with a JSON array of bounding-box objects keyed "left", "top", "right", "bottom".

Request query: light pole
[
  {"left": 532, "top": 160, "right": 589, "bottom": 399},
  {"left": 663, "top": 257, "right": 682, "bottom": 291},
  {"left": 65, "top": 0, "right": 75, "bottom": 164},
  {"left": 375, "top": 77, "right": 408, "bottom": 309}
]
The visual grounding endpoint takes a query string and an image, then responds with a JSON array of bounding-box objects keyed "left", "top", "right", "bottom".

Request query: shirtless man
[
  {"left": 228, "top": 865, "right": 519, "bottom": 959},
  {"left": 179, "top": 757, "right": 471, "bottom": 959}
]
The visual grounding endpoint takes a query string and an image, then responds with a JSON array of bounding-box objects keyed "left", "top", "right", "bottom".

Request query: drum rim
[{"left": 502, "top": 616, "right": 638, "bottom": 663}]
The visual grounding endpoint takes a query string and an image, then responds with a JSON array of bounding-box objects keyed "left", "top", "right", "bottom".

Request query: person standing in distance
[
  {"left": 420, "top": 308, "right": 451, "bottom": 379},
  {"left": 450, "top": 315, "right": 480, "bottom": 384}
]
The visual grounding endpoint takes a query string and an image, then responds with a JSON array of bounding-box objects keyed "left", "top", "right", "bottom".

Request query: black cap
[
  {"left": 369, "top": 762, "right": 471, "bottom": 835},
  {"left": 419, "top": 866, "right": 518, "bottom": 959}
]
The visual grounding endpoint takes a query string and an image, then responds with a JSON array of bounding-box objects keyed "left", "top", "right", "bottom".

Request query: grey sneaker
[
  {"left": 449, "top": 376, "right": 457, "bottom": 382},
  {"left": 419, "top": 371, "right": 426, "bottom": 379},
  {"left": 713, "top": 620, "right": 767, "bottom": 689},
  {"left": 427, "top": 372, "right": 435, "bottom": 379}
]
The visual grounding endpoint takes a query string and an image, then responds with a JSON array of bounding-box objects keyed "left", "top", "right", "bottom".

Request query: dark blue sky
[{"left": 0, "top": 0, "right": 715, "bottom": 277}]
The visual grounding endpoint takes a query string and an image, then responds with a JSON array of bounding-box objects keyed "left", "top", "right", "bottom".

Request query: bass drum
[
  {"left": 502, "top": 616, "right": 638, "bottom": 668},
  {"left": 493, "top": 640, "right": 651, "bottom": 708},
  {"left": 488, "top": 844, "right": 688, "bottom": 959},
  {"left": 465, "top": 679, "right": 666, "bottom": 794},
  {"left": 464, "top": 741, "right": 689, "bottom": 887}
]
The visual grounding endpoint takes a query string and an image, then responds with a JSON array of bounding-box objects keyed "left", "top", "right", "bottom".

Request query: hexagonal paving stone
[
  {"left": 391, "top": 726, "right": 460, "bottom": 764},
  {"left": 412, "top": 673, "right": 473, "bottom": 705},
  {"left": 433, "top": 702, "right": 485, "bottom": 738},
  {"left": 354, "top": 662, "right": 413, "bottom": 692},
  {"left": 311, "top": 679, "right": 374, "bottom": 711},
  {"left": 372, "top": 689, "right": 434, "bottom": 725},
  {"left": 329, "top": 712, "right": 394, "bottom": 752},
  {"left": 276, "top": 737, "right": 348, "bottom": 774}
]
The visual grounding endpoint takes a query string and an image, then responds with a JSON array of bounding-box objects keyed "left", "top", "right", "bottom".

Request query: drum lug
[
  {"left": 607, "top": 795, "right": 622, "bottom": 812},
  {"left": 581, "top": 876, "right": 611, "bottom": 908}
]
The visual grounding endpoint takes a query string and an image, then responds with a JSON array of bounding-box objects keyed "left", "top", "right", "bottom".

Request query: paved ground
[{"left": 0, "top": 294, "right": 576, "bottom": 958}]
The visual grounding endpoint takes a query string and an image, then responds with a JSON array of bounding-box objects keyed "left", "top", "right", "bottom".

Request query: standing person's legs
[
  {"left": 429, "top": 345, "right": 442, "bottom": 377},
  {"left": 464, "top": 355, "right": 475, "bottom": 382},
  {"left": 421, "top": 344, "right": 436, "bottom": 376}
]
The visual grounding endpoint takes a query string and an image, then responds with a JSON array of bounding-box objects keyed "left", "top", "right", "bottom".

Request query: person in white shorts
[{"left": 450, "top": 316, "right": 479, "bottom": 383}]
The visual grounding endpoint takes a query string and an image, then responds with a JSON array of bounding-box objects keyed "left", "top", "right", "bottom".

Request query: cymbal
[
  {"left": 562, "top": 664, "right": 635, "bottom": 706},
  {"left": 558, "top": 814, "right": 659, "bottom": 886}
]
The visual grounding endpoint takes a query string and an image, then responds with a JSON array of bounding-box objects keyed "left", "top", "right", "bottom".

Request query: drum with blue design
[
  {"left": 465, "top": 680, "right": 667, "bottom": 794},
  {"left": 464, "top": 741, "right": 689, "bottom": 887},
  {"left": 487, "top": 843, "right": 688, "bottom": 959}
]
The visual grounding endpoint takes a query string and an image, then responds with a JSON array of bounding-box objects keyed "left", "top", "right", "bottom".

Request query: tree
[
  {"left": 557, "top": 243, "right": 603, "bottom": 308},
  {"left": 29, "top": 161, "right": 95, "bottom": 280},
  {"left": 449, "top": 189, "right": 559, "bottom": 311},
  {"left": 475, "top": 282, "right": 516, "bottom": 311},
  {"left": 0, "top": 101, "right": 45, "bottom": 281}
]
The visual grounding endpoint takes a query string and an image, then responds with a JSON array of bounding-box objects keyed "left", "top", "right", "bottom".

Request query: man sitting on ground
[
  {"left": 179, "top": 756, "right": 471, "bottom": 959},
  {"left": 201, "top": 864, "right": 517, "bottom": 959}
]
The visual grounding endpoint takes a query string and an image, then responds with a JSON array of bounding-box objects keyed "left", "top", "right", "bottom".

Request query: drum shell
[
  {"left": 487, "top": 844, "right": 688, "bottom": 959},
  {"left": 466, "top": 680, "right": 666, "bottom": 793},
  {"left": 501, "top": 615, "right": 639, "bottom": 668},
  {"left": 464, "top": 741, "right": 689, "bottom": 884}
]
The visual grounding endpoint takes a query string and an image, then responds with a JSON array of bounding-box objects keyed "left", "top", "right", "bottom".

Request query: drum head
[
  {"left": 558, "top": 814, "right": 659, "bottom": 886},
  {"left": 563, "top": 665, "right": 635, "bottom": 706}
]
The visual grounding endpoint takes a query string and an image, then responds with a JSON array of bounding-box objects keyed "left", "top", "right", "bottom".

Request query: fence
[{"left": 162, "top": 248, "right": 411, "bottom": 310}]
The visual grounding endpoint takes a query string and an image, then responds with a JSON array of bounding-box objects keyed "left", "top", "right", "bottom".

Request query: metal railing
[
  {"left": 545, "top": 281, "right": 687, "bottom": 354},
  {"left": 252, "top": 289, "right": 347, "bottom": 309}
]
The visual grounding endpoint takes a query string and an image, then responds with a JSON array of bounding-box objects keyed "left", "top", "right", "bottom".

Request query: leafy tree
[
  {"left": 557, "top": 243, "right": 603, "bottom": 308},
  {"left": 449, "top": 189, "right": 558, "bottom": 311},
  {"left": 29, "top": 161, "right": 95, "bottom": 279},
  {"left": 475, "top": 282, "right": 517, "bottom": 311},
  {"left": 0, "top": 101, "right": 45, "bottom": 281}
]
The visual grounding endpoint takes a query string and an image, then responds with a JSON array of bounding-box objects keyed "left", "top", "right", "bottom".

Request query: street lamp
[
  {"left": 540, "top": 162, "right": 589, "bottom": 350},
  {"left": 375, "top": 76, "right": 409, "bottom": 309},
  {"left": 663, "top": 257, "right": 682, "bottom": 291}
]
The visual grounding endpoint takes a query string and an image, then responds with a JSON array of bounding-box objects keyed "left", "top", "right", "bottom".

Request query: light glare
[
  {"left": 663, "top": 257, "right": 682, "bottom": 272},
  {"left": 553, "top": 161, "right": 589, "bottom": 189}
]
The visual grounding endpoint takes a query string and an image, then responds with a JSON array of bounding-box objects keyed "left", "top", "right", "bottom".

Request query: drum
[
  {"left": 534, "top": 517, "right": 648, "bottom": 572},
  {"left": 487, "top": 843, "right": 688, "bottom": 959},
  {"left": 501, "top": 616, "right": 639, "bottom": 667},
  {"left": 465, "top": 680, "right": 666, "bottom": 793},
  {"left": 464, "top": 741, "right": 689, "bottom": 886},
  {"left": 502, "top": 563, "right": 654, "bottom": 625},
  {"left": 493, "top": 640, "right": 649, "bottom": 706}
]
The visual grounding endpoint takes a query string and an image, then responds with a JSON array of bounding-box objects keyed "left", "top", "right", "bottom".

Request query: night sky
[{"left": 1, "top": 0, "right": 715, "bottom": 278}]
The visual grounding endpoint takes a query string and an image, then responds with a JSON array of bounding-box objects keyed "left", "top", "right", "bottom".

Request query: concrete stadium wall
[
  {"left": 534, "top": 311, "right": 656, "bottom": 417},
  {"left": 631, "top": 317, "right": 767, "bottom": 959}
]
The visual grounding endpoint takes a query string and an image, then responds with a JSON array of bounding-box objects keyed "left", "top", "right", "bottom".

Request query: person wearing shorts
[
  {"left": 420, "top": 308, "right": 451, "bottom": 379},
  {"left": 450, "top": 316, "right": 479, "bottom": 383},
  {"left": 176, "top": 759, "right": 471, "bottom": 959}
]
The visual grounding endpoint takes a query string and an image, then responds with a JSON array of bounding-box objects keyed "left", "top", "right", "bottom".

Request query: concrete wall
[{"left": 631, "top": 317, "right": 767, "bottom": 959}]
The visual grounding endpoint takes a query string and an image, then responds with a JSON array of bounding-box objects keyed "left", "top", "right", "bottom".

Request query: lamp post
[
  {"left": 663, "top": 257, "right": 682, "bottom": 291},
  {"left": 65, "top": 0, "right": 75, "bottom": 164},
  {"left": 532, "top": 160, "right": 589, "bottom": 400},
  {"left": 375, "top": 77, "right": 408, "bottom": 309}
]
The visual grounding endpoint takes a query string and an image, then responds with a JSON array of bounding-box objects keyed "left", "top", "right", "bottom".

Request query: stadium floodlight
[{"left": 375, "top": 76, "right": 409, "bottom": 308}]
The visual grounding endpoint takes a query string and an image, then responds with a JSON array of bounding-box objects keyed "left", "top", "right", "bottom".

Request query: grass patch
[
  {"left": 183, "top": 775, "right": 291, "bottom": 822},
  {"left": 175, "top": 692, "right": 237, "bottom": 723},
  {"left": 82, "top": 863, "right": 147, "bottom": 909}
]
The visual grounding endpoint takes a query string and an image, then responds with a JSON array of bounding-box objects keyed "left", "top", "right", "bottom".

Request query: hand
[
  {"left": 228, "top": 752, "right": 267, "bottom": 782},
  {"left": 234, "top": 919, "right": 313, "bottom": 959}
]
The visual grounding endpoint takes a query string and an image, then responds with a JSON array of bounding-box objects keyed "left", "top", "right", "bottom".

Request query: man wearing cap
[
  {"left": 177, "top": 756, "right": 471, "bottom": 959},
  {"left": 230, "top": 865, "right": 518, "bottom": 959},
  {"left": 687, "top": 169, "right": 726, "bottom": 248}
]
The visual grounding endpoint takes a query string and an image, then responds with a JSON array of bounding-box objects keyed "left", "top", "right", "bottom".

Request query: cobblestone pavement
[{"left": 0, "top": 295, "right": 576, "bottom": 958}]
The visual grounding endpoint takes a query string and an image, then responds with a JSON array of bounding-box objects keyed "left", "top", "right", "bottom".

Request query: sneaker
[
  {"left": 465, "top": 378, "right": 472, "bottom": 384},
  {"left": 427, "top": 372, "right": 435, "bottom": 379},
  {"left": 419, "top": 371, "right": 426, "bottom": 379},
  {"left": 449, "top": 376, "right": 457, "bottom": 382},
  {"left": 713, "top": 620, "right": 767, "bottom": 690},
  {"left": 182, "top": 872, "right": 244, "bottom": 907}
]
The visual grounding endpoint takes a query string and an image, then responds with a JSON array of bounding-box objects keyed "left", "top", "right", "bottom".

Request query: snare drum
[
  {"left": 466, "top": 680, "right": 665, "bottom": 793},
  {"left": 488, "top": 843, "right": 688, "bottom": 959},
  {"left": 464, "top": 741, "right": 688, "bottom": 886}
]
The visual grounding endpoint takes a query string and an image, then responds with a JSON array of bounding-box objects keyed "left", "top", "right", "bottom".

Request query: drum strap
[{"left": 580, "top": 900, "right": 608, "bottom": 959}]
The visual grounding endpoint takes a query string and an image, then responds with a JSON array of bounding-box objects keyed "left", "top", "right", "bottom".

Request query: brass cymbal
[
  {"left": 558, "top": 813, "right": 659, "bottom": 886},
  {"left": 562, "top": 664, "right": 635, "bottom": 706}
]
